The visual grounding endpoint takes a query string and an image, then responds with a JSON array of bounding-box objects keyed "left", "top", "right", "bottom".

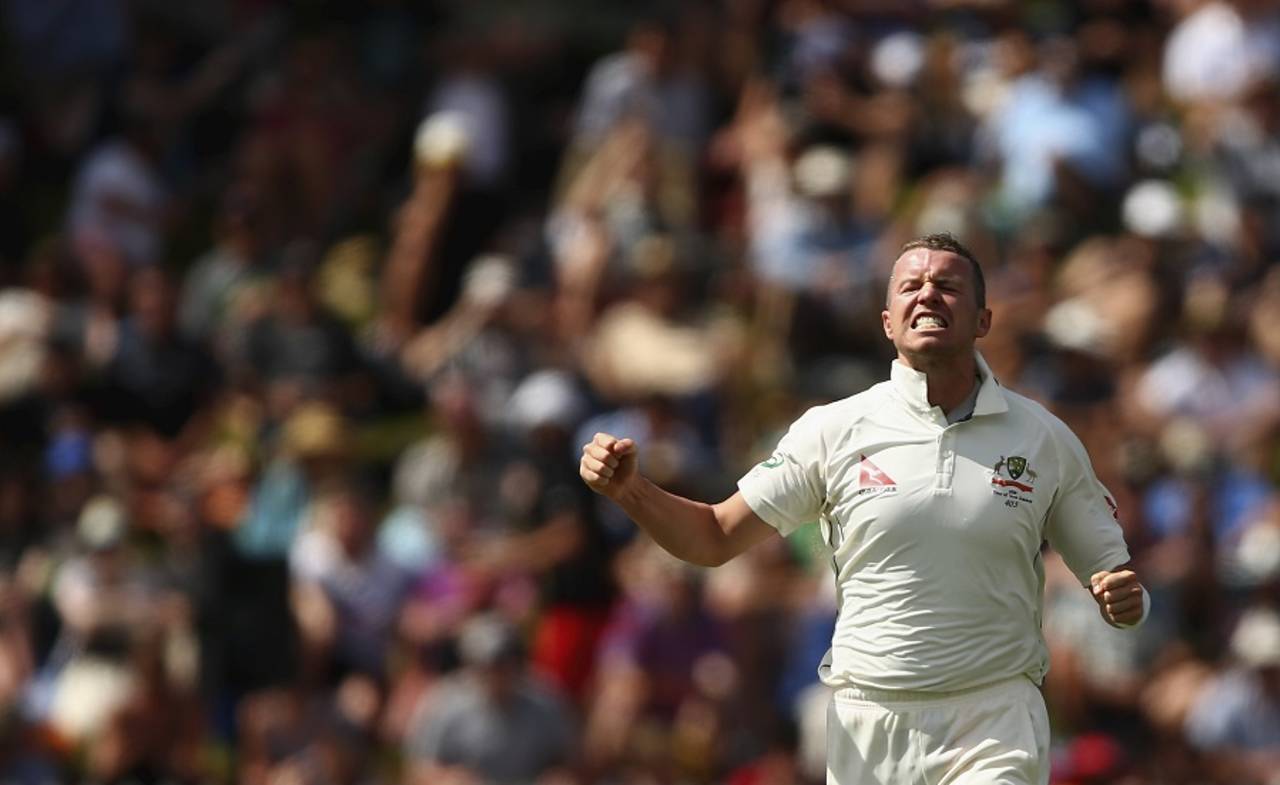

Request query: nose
[{"left": 917, "top": 281, "right": 944, "bottom": 305}]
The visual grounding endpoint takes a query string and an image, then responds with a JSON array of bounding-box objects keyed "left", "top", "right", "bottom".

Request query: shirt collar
[{"left": 889, "top": 351, "right": 1009, "bottom": 419}]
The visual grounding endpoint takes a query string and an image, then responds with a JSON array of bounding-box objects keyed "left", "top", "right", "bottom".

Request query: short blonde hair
[{"left": 894, "top": 233, "right": 986, "bottom": 308}]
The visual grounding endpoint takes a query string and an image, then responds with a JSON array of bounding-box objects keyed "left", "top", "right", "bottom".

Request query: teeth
[{"left": 914, "top": 315, "right": 945, "bottom": 329}]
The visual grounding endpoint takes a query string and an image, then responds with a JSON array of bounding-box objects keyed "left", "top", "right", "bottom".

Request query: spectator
[
  {"left": 404, "top": 614, "right": 575, "bottom": 785},
  {"left": 179, "top": 185, "right": 276, "bottom": 348},
  {"left": 240, "top": 247, "right": 363, "bottom": 417},
  {"left": 290, "top": 480, "right": 414, "bottom": 682},
  {"left": 0, "top": 3, "right": 1275, "bottom": 782},
  {"left": 1163, "top": 0, "right": 1280, "bottom": 105},
  {"left": 101, "top": 267, "right": 218, "bottom": 438},
  {"left": 66, "top": 108, "right": 168, "bottom": 267},
  {"left": 572, "top": 14, "right": 709, "bottom": 154},
  {"left": 1184, "top": 606, "right": 1280, "bottom": 781}
]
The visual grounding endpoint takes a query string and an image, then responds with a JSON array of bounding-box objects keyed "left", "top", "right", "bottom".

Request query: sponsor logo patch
[{"left": 856, "top": 454, "right": 898, "bottom": 496}]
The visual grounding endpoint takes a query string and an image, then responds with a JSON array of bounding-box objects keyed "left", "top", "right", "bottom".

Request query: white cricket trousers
[{"left": 826, "top": 675, "right": 1050, "bottom": 785}]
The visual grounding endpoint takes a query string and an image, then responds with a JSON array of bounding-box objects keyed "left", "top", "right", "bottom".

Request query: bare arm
[
  {"left": 380, "top": 167, "right": 459, "bottom": 341},
  {"left": 579, "top": 432, "right": 775, "bottom": 567}
]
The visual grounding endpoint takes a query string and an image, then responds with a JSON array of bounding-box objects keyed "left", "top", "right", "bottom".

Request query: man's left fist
[{"left": 1090, "top": 569, "right": 1145, "bottom": 627}]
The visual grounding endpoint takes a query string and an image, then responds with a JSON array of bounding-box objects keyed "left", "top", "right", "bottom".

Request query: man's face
[{"left": 882, "top": 249, "right": 991, "bottom": 366}]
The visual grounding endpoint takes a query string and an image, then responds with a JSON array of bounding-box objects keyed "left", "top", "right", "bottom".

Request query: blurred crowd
[{"left": 0, "top": 0, "right": 1278, "bottom": 783}]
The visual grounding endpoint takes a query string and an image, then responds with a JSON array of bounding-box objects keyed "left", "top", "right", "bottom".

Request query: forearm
[
  {"left": 612, "top": 478, "right": 731, "bottom": 568},
  {"left": 381, "top": 172, "right": 456, "bottom": 333},
  {"left": 582, "top": 434, "right": 774, "bottom": 565}
]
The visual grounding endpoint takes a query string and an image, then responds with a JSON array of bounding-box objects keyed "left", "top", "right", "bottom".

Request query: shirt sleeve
[
  {"left": 404, "top": 686, "right": 454, "bottom": 763},
  {"left": 737, "top": 408, "right": 826, "bottom": 537},
  {"left": 1044, "top": 422, "right": 1131, "bottom": 587}
]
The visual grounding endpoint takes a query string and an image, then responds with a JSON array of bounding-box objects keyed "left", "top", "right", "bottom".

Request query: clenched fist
[
  {"left": 579, "top": 432, "right": 639, "bottom": 499},
  {"left": 1090, "top": 569, "right": 1145, "bottom": 627}
]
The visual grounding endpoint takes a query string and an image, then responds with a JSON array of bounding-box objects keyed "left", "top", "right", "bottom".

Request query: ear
[
  {"left": 975, "top": 308, "right": 992, "bottom": 339},
  {"left": 882, "top": 308, "right": 894, "bottom": 342}
]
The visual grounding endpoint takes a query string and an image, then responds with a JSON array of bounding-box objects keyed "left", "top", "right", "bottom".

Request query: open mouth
[{"left": 911, "top": 313, "right": 948, "bottom": 330}]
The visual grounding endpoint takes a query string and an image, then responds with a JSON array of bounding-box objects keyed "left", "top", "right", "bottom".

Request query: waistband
[{"left": 832, "top": 674, "right": 1033, "bottom": 708}]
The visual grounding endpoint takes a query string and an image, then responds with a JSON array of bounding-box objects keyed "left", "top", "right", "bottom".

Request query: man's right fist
[{"left": 579, "top": 432, "right": 638, "bottom": 498}]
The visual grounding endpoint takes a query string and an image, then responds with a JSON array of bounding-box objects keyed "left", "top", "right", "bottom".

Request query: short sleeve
[
  {"left": 737, "top": 409, "right": 826, "bottom": 537},
  {"left": 404, "top": 685, "right": 457, "bottom": 763},
  {"left": 1044, "top": 423, "right": 1131, "bottom": 587}
]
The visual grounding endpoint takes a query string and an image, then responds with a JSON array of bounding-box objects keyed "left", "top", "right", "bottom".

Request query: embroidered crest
[{"left": 991, "top": 454, "right": 1036, "bottom": 507}]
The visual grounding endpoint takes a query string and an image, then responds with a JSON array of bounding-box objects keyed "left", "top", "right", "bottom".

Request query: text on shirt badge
[{"left": 991, "top": 454, "right": 1036, "bottom": 508}]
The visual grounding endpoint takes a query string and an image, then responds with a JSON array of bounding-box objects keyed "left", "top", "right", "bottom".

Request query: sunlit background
[{"left": 0, "top": 1, "right": 1278, "bottom": 783}]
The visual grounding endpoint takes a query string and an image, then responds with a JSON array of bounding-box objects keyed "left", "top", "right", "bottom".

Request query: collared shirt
[
  {"left": 945, "top": 376, "right": 981, "bottom": 424},
  {"left": 738, "top": 352, "right": 1131, "bottom": 692}
]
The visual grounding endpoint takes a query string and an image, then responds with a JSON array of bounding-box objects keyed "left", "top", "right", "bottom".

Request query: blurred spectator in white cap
[
  {"left": 1220, "top": 504, "right": 1280, "bottom": 588},
  {"left": 750, "top": 144, "right": 868, "bottom": 296},
  {"left": 484, "top": 369, "right": 616, "bottom": 702},
  {"left": 573, "top": 13, "right": 709, "bottom": 155},
  {"left": 980, "top": 33, "right": 1130, "bottom": 217},
  {"left": 1184, "top": 605, "right": 1280, "bottom": 780},
  {"left": 1132, "top": 273, "right": 1279, "bottom": 449},
  {"left": 37, "top": 496, "right": 189, "bottom": 746},
  {"left": 66, "top": 105, "right": 168, "bottom": 267},
  {"left": 423, "top": 29, "right": 511, "bottom": 190},
  {"left": 725, "top": 79, "right": 885, "bottom": 365},
  {"left": 1163, "top": 0, "right": 1280, "bottom": 105}
]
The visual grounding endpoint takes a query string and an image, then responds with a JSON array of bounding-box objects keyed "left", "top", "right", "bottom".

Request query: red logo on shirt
[{"left": 858, "top": 455, "right": 896, "bottom": 488}]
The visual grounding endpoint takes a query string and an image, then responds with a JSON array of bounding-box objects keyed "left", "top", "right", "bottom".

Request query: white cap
[
  {"left": 1231, "top": 607, "right": 1280, "bottom": 668},
  {"left": 462, "top": 254, "right": 516, "bottom": 307},
  {"left": 507, "top": 370, "right": 586, "bottom": 432},
  {"left": 414, "top": 111, "right": 471, "bottom": 168},
  {"left": 1043, "top": 298, "right": 1112, "bottom": 357},
  {"left": 1193, "top": 186, "right": 1242, "bottom": 248},
  {"left": 793, "top": 146, "right": 852, "bottom": 199},
  {"left": 1234, "top": 523, "right": 1280, "bottom": 585},
  {"left": 1122, "top": 180, "right": 1183, "bottom": 238},
  {"left": 77, "top": 496, "right": 126, "bottom": 550},
  {"left": 458, "top": 614, "right": 524, "bottom": 666},
  {"left": 870, "top": 32, "right": 925, "bottom": 89}
]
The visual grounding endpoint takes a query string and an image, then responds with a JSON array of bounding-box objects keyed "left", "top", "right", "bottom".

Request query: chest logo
[
  {"left": 991, "top": 455, "right": 1036, "bottom": 507},
  {"left": 856, "top": 454, "right": 898, "bottom": 495}
]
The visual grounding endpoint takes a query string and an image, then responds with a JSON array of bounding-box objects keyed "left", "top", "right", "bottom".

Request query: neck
[{"left": 899, "top": 351, "right": 979, "bottom": 413}]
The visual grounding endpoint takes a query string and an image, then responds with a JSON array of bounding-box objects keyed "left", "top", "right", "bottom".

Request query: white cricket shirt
[{"left": 738, "top": 353, "right": 1131, "bottom": 692}]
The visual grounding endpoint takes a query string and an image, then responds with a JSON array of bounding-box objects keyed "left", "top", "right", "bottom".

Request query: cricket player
[{"left": 579, "top": 233, "right": 1148, "bottom": 784}]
